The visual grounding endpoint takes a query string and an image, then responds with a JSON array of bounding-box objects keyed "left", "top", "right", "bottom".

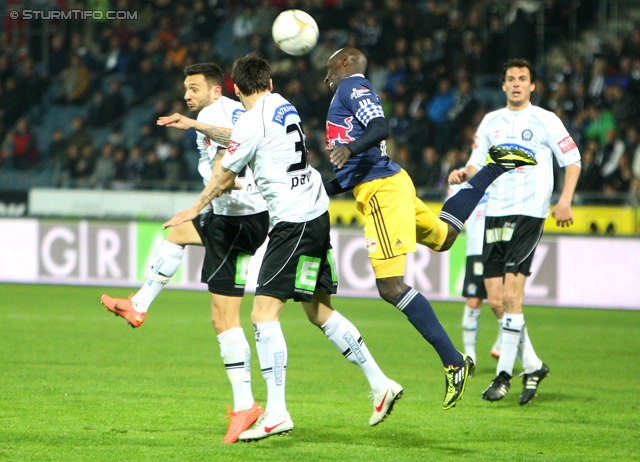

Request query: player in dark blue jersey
[{"left": 323, "top": 47, "right": 534, "bottom": 409}]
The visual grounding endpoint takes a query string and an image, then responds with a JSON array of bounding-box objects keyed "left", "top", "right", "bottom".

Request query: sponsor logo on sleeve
[
  {"left": 558, "top": 135, "right": 577, "bottom": 153},
  {"left": 272, "top": 104, "right": 298, "bottom": 126},
  {"left": 231, "top": 108, "right": 245, "bottom": 125},
  {"left": 227, "top": 140, "right": 240, "bottom": 154},
  {"left": 350, "top": 86, "right": 371, "bottom": 99}
]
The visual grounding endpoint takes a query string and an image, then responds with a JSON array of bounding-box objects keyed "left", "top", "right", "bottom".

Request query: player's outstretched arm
[
  {"left": 157, "top": 113, "right": 232, "bottom": 146},
  {"left": 163, "top": 149, "right": 240, "bottom": 229}
]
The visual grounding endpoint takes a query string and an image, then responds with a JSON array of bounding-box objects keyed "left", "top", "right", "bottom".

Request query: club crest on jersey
[
  {"left": 272, "top": 104, "right": 298, "bottom": 126},
  {"left": 522, "top": 129, "right": 533, "bottom": 141},
  {"left": 231, "top": 108, "right": 245, "bottom": 125},
  {"left": 326, "top": 117, "right": 355, "bottom": 145},
  {"left": 350, "top": 86, "right": 371, "bottom": 99},
  {"left": 227, "top": 140, "right": 241, "bottom": 154},
  {"left": 366, "top": 238, "right": 378, "bottom": 253},
  {"left": 558, "top": 135, "right": 577, "bottom": 153}
]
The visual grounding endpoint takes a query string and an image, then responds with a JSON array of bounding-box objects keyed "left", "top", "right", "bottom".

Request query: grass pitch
[{"left": 1, "top": 283, "right": 638, "bottom": 461}]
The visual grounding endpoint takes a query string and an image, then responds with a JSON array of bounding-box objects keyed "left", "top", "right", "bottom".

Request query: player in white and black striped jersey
[{"left": 449, "top": 58, "right": 581, "bottom": 405}]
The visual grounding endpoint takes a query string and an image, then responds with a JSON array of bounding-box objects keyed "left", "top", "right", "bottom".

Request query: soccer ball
[{"left": 272, "top": 9, "right": 319, "bottom": 56}]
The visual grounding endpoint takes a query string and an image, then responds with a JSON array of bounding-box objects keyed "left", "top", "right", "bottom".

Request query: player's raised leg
[
  {"left": 100, "top": 220, "right": 202, "bottom": 327},
  {"left": 439, "top": 146, "right": 537, "bottom": 236}
]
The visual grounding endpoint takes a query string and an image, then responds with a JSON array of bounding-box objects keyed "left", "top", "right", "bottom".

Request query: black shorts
[
  {"left": 192, "top": 210, "right": 269, "bottom": 296},
  {"left": 482, "top": 215, "right": 544, "bottom": 278},
  {"left": 462, "top": 254, "right": 487, "bottom": 299},
  {"left": 256, "top": 211, "right": 338, "bottom": 303}
]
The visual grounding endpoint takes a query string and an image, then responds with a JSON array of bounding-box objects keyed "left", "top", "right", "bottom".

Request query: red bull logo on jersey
[
  {"left": 326, "top": 117, "right": 355, "bottom": 146},
  {"left": 366, "top": 237, "right": 377, "bottom": 254}
]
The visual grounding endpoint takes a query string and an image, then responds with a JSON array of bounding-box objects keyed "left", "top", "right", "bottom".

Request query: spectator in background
[
  {"left": 124, "top": 35, "right": 144, "bottom": 75},
  {"left": 11, "top": 118, "right": 38, "bottom": 169},
  {"left": 76, "top": 144, "right": 97, "bottom": 186},
  {"left": 162, "top": 144, "right": 186, "bottom": 190},
  {"left": 59, "top": 144, "right": 81, "bottom": 187},
  {"left": 57, "top": 54, "right": 92, "bottom": 104},
  {"left": 66, "top": 117, "right": 93, "bottom": 151},
  {"left": 1, "top": 78, "right": 24, "bottom": 127},
  {"left": 583, "top": 102, "right": 617, "bottom": 146},
  {"left": 406, "top": 105, "right": 431, "bottom": 161},
  {"left": 576, "top": 139, "right": 604, "bottom": 196},
  {"left": 141, "top": 149, "right": 165, "bottom": 188},
  {"left": 113, "top": 146, "right": 129, "bottom": 182},
  {"left": 104, "top": 36, "right": 128, "bottom": 75},
  {"left": 427, "top": 77, "right": 455, "bottom": 155},
  {"left": 48, "top": 34, "right": 69, "bottom": 78},
  {"left": 599, "top": 129, "right": 626, "bottom": 181},
  {"left": 103, "top": 80, "right": 127, "bottom": 125},
  {"left": 128, "top": 57, "right": 162, "bottom": 106},
  {"left": 125, "top": 145, "right": 145, "bottom": 184},
  {"left": 413, "top": 146, "right": 441, "bottom": 193},
  {"left": 18, "top": 58, "right": 48, "bottom": 111},
  {"left": 388, "top": 100, "right": 411, "bottom": 145},
  {"left": 445, "top": 79, "right": 478, "bottom": 147},
  {"left": 48, "top": 128, "right": 67, "bottom": 162},
  {"left": 91, "top": 143, "right": 117, "bottom": 188}
]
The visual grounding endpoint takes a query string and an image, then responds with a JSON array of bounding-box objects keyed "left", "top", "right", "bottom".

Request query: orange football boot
[
  {"left": 101, "top": 294, "right": 146, "bottom": 328},
  {"left": 223, "top": 401, "right": 264, "bottom": 444}
]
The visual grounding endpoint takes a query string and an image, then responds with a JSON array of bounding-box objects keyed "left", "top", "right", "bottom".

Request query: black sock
[
  {"left": 439, "top": 164, "right": 504, "bottom": 231},
  {"left": 394, "top": 287, "right": 463, "bottom": 367}
]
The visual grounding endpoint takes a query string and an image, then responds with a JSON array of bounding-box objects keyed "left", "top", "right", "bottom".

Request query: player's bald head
[
  {"left": 328, "top": 47, "right": 367, "bottom": 74},
  {"left": 324, "top": 47, "right": 367, "bottom": 93}
]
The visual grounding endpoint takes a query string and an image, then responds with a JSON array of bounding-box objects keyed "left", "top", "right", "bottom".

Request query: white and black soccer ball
[{"left": 272, "top": 9, "right": 319, "bottom": 56}]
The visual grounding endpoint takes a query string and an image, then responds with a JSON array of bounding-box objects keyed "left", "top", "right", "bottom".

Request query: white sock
[
  {"left": 254, "top": 321, "right": 288, "bottom": 416},
  {"left": 497, "top": 313, "right": 524, "bottom": 376},
  {"left": 461, "top": 305, "right": 481, "bottom": 363},
  {"left": 321, "top": 311, "right": 388, "bottom": 395},
  {"left": 518, "top": 324, "right": 542, "bottom": 374},
  {"left": 491, "top": 317, "right": 503, "bottom": 355},
  {"left": 132, "top": 240, "right": 184, "bottom": 312},
  {"left": 218, "top": 327, "right": 254, "bottom": 411}
]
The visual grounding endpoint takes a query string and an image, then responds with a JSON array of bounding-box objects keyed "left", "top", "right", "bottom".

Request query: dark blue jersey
[{"left": 326, "top": 74, "right": 400, "bottom": 189}]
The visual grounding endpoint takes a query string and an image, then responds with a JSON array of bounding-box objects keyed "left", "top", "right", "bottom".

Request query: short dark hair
[
  {"left": 231, "top": 53, "right": 271, "bottom": 96},
  {"left": 502, "top": 58, "right": 536, "bottom": 83},
  {"left": 184, "top": 62, "right": 224, "bottom": 87}
]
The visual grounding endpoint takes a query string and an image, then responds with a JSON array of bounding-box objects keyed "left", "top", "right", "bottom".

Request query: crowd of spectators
[{"left": 0, "top": 0, "right": 639, "bottom": 204}]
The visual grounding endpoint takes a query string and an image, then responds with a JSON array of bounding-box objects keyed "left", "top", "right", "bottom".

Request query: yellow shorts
[{"left": 353, "top": 169, "right": 448, "bottom": 276}]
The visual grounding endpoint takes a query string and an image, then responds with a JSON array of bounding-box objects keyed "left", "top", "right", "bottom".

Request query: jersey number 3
[{"left": 286, "top": 123, "right": 309, "bottom": 173}]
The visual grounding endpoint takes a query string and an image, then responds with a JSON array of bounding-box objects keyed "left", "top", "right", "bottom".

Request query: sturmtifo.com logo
[{"left": 10, "top": 10, "right": 138, "bottom": 20}]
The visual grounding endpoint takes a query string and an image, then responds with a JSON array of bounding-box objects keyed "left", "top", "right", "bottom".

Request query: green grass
[{"left": 1, "top": 283, "right": 639, "bottom": 461}]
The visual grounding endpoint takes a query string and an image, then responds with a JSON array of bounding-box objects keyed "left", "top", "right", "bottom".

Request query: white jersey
[
  {"left": 468, "top": 103, "right": 581, "bottom": 218},
  {"left": 221, "top": 93, "right": 329, "bottom": 224},
  {"left": 196, "top": 96, "right": 267, "bottom": 216},
  {"left": 449, "top": 183, "right": 487, "bottom": 256}
]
